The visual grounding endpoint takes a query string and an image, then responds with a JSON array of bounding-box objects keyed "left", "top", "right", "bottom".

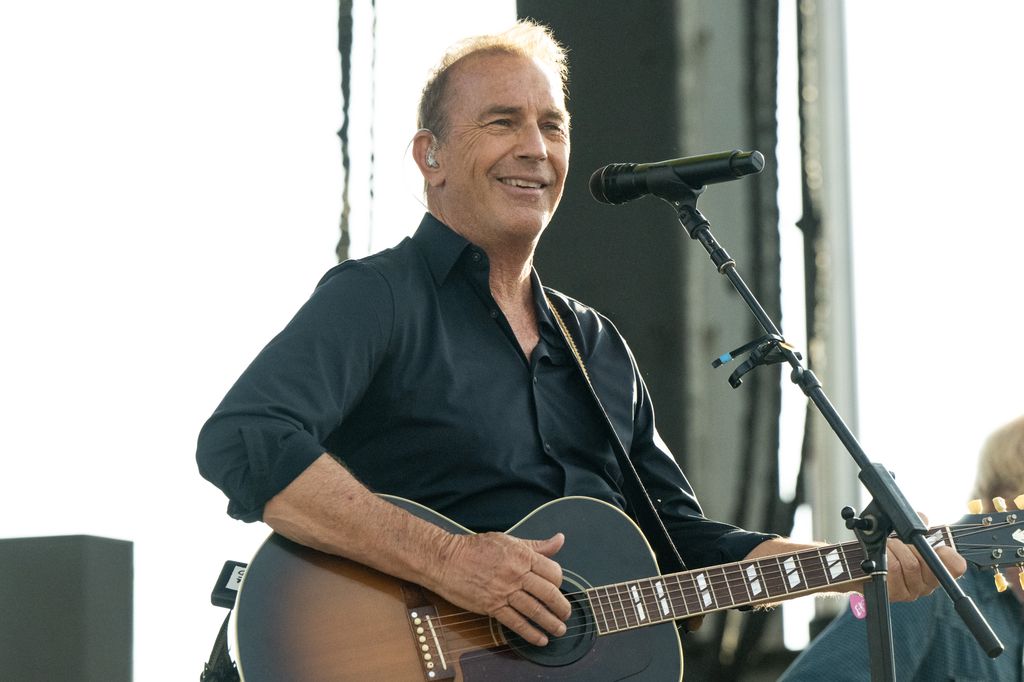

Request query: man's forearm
[
  {"left": 260, "top": 452, "right": 573, "bottom": 647},
  {"left": 262, "top": 452, "right": 450, "bottom": 586}
]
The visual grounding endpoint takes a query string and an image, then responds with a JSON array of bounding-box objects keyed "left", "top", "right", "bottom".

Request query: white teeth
[{"left": 500, "top": 178, "right": 543, "bottom": 189}]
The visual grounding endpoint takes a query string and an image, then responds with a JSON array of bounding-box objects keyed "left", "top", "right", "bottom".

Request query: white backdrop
[
  {"left": 845, "top": 2, "right": 1024, "bottom": 523},
  {"left": 1, "top": 1, "right": 1022, "bottom": 678},
  {"left": 0, "top": 2, "right": 511, "bottom": 679}
]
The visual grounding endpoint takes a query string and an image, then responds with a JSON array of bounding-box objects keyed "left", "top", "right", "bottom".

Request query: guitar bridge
[{"left": 406, "top": 605, "right": 455, "bottom": 680}]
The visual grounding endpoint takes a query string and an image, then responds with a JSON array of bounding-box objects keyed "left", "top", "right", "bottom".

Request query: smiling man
[{"left": 196, "top": 21, "right": 965, "bottom": 672}]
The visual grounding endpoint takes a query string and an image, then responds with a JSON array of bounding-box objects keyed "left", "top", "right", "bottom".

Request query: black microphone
[{"left": 589, "top": 149, "right": 764, "bottom": 205}]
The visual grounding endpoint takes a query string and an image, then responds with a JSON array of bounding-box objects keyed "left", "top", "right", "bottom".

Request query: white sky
[
  {"left": 0, "top": 1, "right": 1020, "bottom": 678},
  {"left": 844, "top": 2, "right": 1024, "bottom": 521}
]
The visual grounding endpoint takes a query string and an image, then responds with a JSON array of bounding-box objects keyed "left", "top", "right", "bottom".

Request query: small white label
[{"left": 224, "top": 565, "right": 246, "bottom": 591}]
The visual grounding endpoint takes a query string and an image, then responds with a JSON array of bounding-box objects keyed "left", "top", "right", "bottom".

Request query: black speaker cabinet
[{"left": 0, "top": 535, "right": 133, "bottom": 681}]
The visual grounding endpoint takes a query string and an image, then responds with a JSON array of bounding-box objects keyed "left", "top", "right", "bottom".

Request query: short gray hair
[{"left": 416, "top": 20, "right": 569, "bottom": 141}]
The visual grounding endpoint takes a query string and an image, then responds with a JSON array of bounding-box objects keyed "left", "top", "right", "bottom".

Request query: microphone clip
[{"left": 712, "top": 334, "right": 802, "bottom": 389}]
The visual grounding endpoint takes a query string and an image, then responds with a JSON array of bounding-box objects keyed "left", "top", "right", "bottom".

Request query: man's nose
[{"left": 514, "top": 122, "right": 548, "bottom": 160}]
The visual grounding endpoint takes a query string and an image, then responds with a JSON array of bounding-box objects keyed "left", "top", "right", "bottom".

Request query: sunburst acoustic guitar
[{"left": 230, "top": 494, "right": 1024, "bottom": 681}]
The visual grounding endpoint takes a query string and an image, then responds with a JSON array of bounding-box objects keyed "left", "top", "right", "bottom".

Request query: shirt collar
[
  {"left": 532, "top": 270, "right": 572, "bottom": 364},
  {"left": 411, "top": 213, "right": 473, "bottom": 286},
  {"left": 411, "top": 212, "right": 569, "bottom": 362}
]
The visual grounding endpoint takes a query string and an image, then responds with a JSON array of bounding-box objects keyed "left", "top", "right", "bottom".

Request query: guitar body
[{"left": 234, "top": 496, "right": 683, "bottom": 681}]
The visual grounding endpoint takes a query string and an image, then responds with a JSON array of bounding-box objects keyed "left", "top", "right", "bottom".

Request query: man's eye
[{"left": 489, "top": 119, "right": 512, "bottom": 127}]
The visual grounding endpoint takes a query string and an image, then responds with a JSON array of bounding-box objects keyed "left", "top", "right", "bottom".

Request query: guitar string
[
  {"left": 425, "top": 520, "right": 1016, "bottom": 636},
  {"left": 429, "top": 537, "right": 1015, "bottom": 667},
  {"left": 426, "top": 519, "right": 990, "bottom": 633},
  {"left": 429, "top": 540, "right": 1021, "bottom": 651},
  {"left": 415, "top": 521, "right": 1019, "bottom": 651},
  {"left": 428, "top": 542, "right": 1024, "bottom": 669}
]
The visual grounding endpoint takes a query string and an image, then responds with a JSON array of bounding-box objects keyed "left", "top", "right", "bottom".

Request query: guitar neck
[{"left": 585, "top": 525, "right": 955, "bottom": 635}]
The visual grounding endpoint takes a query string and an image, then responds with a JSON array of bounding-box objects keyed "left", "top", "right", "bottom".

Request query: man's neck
[{"left": 486, "top": 252, "right": 540, "bottom": 359}]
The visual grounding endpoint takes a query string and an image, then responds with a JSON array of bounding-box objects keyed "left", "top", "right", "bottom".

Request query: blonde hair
[
  {"left": 416, "top": 20, "right": 569, "bottom": 141},
  {"left": 971, "top": 415, "right": 1024, "bottom": 500}
]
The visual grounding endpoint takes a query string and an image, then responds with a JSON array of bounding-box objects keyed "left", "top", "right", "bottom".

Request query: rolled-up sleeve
[{"left": 196, "top": 262, "right": 394, "bottom": 521}]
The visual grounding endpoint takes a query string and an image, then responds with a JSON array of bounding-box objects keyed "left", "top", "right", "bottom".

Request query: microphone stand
[{"left": 656, "top": 178, "right": 1003, "bottom": 682}]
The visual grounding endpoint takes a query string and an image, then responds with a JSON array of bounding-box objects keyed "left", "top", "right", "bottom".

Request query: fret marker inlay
[
  {"left": 630, "top": 584, "right": 647, "bottom": 622},
  {"left": 783, "top": 556, "right": 801, "bottom": 588},
  {"left": 825, "top": 549, "right": 844, "bottom": 580},
  {"left": 695, "top": 573, "right": 713, "bottom": 608},
  {"left": 655, "top": 581, "right": 671, "bottom": 616},
  {"left": 745, "top": 564, "right": 763, "bottom": 596}
]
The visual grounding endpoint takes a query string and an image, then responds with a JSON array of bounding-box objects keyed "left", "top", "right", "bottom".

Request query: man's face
[{"left": 429, "top": 51, "right": 570, "bottom": 248}]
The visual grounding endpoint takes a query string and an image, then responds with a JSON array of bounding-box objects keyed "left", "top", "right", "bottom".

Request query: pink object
[{"left": 850, "top": 592, "right": 867, "bottom": 619}]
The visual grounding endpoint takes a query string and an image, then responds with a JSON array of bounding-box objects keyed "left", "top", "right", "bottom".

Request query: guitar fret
[
  {"left": 815, "top": 548, "right": 831, "bottom": 586},
  {"left": 587, "top": 588, "right": 610, "bottom": 635},
  {"left": 600, "top": 586, "right": 623, "bottom": 633},
  {"left": 759, "top": 557, "right": 787, "bottom": 598},
  {"left": 724, "top": 564, "right": 746, "bottom": 606},
  {"left": 837, "top": 544, "right": 854, "bottom": 581},
  {"left": 669, "top": 574, "right": 691, "bottom": 617},
  {"left": 617, "top": 583, "right": 638, "bottom": 629},
  {"left": 711, "top": 565, "right": 735, "bottom": 608},
  {"left": 637, "top": 580, "right": 660, "bottom": 624}
]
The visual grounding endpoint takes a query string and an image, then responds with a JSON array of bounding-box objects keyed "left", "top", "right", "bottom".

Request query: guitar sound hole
[{"left": 500, "top": 573, "right": 597, "bottom": 667}]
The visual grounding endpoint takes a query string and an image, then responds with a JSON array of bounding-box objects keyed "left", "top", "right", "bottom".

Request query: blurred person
[{"left": 780, "top": 414, "right": 1024, "bottom": 681}]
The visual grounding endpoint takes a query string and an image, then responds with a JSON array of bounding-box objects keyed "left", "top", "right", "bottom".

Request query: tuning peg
[
  {"left": 1019, "top": 569, "right": 1024, "bottom": 591},
  {"left": 994, "top": 570, "right": 1009, "bottom": 593},
  {"left": 968, "top": 499, "right": 984, "bottom": 514},
  {"left": 993, "top": 497, "right": 1008, "bottom": 513},
  {"left": 1014, "top": 494, "right": 1024, "bottom": 510}
]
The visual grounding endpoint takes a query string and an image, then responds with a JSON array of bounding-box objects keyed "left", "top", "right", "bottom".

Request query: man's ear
[{"left": 412, "top": 129, "right": 444, "bottom": 186}]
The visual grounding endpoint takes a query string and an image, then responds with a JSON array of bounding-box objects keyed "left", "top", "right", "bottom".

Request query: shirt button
[
  {"left": 471, "top": 251, "right": 482, "bottom": 262},
  {"left": 533, "top": 376, "right": 538, "bottom": 384},
  {"left": 489, "top": 309, "right": 498, "bottom": 319},
  {"left": 544, "top": 442, "right": 552, "bottom": 453}
]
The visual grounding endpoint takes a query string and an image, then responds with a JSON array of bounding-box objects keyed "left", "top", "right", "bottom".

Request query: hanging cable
[
  {"left": 367, "top": 0, "right": 377, "bottom": 252},
  {"left": 336, "top": 0, "right": 354, "bottom": 262}
]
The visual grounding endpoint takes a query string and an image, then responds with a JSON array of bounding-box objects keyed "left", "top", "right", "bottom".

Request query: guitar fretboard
[{"left": 584, "top": 526, "right": 954, "bottom": 635}]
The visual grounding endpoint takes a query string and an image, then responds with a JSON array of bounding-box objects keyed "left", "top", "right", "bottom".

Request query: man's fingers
[
  {"left": 509, "top": 588, "right": 567, "bottom": 638},
  {"left": 494, "top": 604, "right": 549, "bottom": 647},
  {"left": 530, "top": 533, "right": 565, "bottom": 558},
  {"left": 936, "top": 545, "right": 967, "bottom": 578},
  {"left": 887, "top": 539, "right": 927, "bottom": 601},
  {"left": 523, "top": 571, "right": 572, "bottom": 621}
]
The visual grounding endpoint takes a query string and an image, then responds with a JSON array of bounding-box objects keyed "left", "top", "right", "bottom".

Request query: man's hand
[
  {"left": 426, "top": 531, "right": 571, "bottom": 647},
  {"left": 883, "top": 537, "right": 967, "bottom": 602},
  {"left": 745, "top": 531, "right": 967, "bottom": 605}
]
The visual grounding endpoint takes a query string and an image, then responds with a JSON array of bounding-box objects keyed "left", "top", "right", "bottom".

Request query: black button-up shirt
[{"left": 196, "top": 213, "right": 773, "bottom": 568}]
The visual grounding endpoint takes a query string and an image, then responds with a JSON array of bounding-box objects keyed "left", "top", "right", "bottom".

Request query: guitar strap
[
  {"left": 199, "top": 611, "right": 239, "bottom": 682},
  {"left": 545, "top": 295, "right": 691, "bottom": 586}
]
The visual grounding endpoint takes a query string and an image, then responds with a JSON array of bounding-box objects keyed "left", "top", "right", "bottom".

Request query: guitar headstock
[{"left": 951, "top": 494, "right": 1024, "bottom": 592}]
